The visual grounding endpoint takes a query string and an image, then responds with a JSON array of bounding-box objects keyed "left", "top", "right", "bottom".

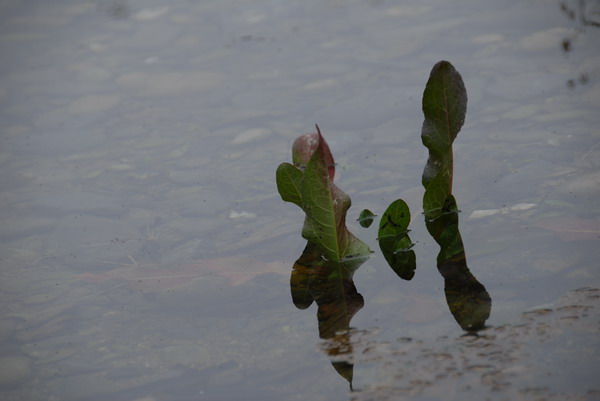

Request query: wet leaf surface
[
  {"left": 377, "top": 199, "right": 416, "bottom": 280},
  {"left": 277, "top": 127, "right": 371, "bottom": 262},
  {"left": 421, "top": 60, "right": 467, "bottom": 219},
  {"left": 357, "top": 209, "right": 376, "bottom": 228},
  {"left": 419, "top": 64, "right": 491, "bottom": 332}
]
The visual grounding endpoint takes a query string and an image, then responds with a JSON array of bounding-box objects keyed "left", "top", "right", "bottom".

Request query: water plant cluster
[{"left": 276, "top": 61, "right": 492, "bottom": 386}]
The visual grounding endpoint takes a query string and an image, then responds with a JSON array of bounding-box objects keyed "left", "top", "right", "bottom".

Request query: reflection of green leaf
[
  {"left": 425, "top": 195, "right": 465, "bottom": 262},
  {"left": 425, "top": 196, "right": 491, "bottom": 332},
  {"left": 289, "top": 242, "right": 367, "bottom": 389},
  {"left": 357, "top": 209, "right": 376, "bottom": 228},
  {"left": 442, "top": 263, "right": 492, "bottom": 333},
  {"left": 276, "top": 127, "right": 371, "bottom": 262},
  {"left": 421, "top": 60, "right": 467, "bottom": 220},
  {"left": 378, "top": 199, "right": 416, "bottom": 280}
]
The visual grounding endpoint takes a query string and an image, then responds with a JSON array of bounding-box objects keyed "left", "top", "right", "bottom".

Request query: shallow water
[{"left": 0, "top": 0, "right": 599, "bottom": 400}]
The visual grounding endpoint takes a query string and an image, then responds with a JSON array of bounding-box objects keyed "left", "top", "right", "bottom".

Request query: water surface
[{"left": 0, "top": 1, "right": 599, "bottom": 400}]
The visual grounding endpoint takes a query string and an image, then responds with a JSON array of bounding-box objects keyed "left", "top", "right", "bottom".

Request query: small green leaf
[
  {"left": 378, "top": 199, "right": 416, "bottom": 280},
  {"left": 357, "top": 209, "right": 376, "bottom": 228},
  {"left": 276, "top": 162, "right": 303, "bottom": 207},
  {"left": 378, "top": 199, "right": 410, "bottom": 237}
]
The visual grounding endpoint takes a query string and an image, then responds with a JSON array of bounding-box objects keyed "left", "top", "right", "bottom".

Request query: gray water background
[{"left": 1, "top": 0, "right": 599, "bottom": 400}]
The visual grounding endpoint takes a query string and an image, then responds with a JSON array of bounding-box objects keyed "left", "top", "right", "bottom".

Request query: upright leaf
[
  {"left": 420, "top": 63, "right": 491, "bottom": 332},
  {"left": 292, "top": 126, "right": 335, "bottom": 180},
  {"left": 276, "top": 127, "right": 371, "bottom": 262},
  {"left": 422, "top": 61, "right": 467, "bottom": 157},
  {"left": 421, "top": 60, "right": 467, "bottom": 219},
  {"left": 301, "top": 132, "right": 370, "bottom": 261}
]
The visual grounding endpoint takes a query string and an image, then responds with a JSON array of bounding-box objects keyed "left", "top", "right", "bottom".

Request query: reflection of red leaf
[
  {"left": 77, "top": 258, "right": 287, "bottom": 293},
  {"left": 535, "top": 217, "right": 600, "bottom": 241}
]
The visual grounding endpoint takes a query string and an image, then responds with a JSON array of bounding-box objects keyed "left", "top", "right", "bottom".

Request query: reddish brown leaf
[{"left": 291, "top": 125, "right": 335, "bottom": 180}]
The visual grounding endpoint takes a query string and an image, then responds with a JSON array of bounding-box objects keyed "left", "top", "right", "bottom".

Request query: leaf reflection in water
[{"left": 290, "top": 242, "right": 368, "bottom": 390}]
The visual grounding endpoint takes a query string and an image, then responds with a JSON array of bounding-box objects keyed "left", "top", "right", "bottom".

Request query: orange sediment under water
[{"left": 77, "top": 257, "right": 289, "bottom": 292}]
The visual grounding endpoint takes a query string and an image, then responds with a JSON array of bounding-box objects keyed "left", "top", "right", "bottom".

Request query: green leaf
[
  {"left": 378, "top": 199, "right": 410, "bottom": 237},
  {"left": 357, "top": 209, "right": 376, "bottom": 228},
  {"left": 276, "top": 162, "right": 303, "bottom": 207},
  {"left": 422, "top": 60, "right": 467, "bottom": 157},
  {"left": 276, "top": 127, "right": 371, "bottom": 262},
  {"left": 419, "top": 62, "right": 491, "bottom": 332},
  {"left": 425, "top": 195, "right": 463, "bottom": 261},
  {"left": 378, "top": 199, "right": 416, "bottom": 280},
  {"left": 422, "top": 167, "right": 452, "bottom": 219},
  {"left": 301, "top": 132, "right": 370, "bottom": 261},
  {"left": 421, "top": 60, "right": 467, "bottom": 220}
]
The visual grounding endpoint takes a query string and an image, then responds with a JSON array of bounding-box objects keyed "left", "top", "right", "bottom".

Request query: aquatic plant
[
  {"left": 377, "top": 199, "right": 416, "bottom": 280},
  {"left": 421, "top": 60, "right": 467, "bottom": 220},
  {"left": 276, "top": 125, "right": 372, "bottom": 262},
  {"left": 420, "top": 61, "right": 491, "bottom": 332},
  {"left": 276, "top": 62, "right": 492, "bottom": 375},
  {"left": 277, "top": 126, "right": 371, "bottom": 388}
]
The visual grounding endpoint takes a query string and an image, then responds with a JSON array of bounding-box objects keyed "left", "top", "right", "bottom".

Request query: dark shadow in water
[
  {"left": 290, "top": 241, "right": 368, "bottom": 390},
  {"left": 99, "top": 0, "right": 131, "bottom": 20},
  {"left": 424, "top": 195, "right": 492, "bottom": 333},
  {"left": 559, "top": 0, "right": 598, "bottom": 87},
  {"left": 560, "top": 0, "right": 600, "bottom": 29}
]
